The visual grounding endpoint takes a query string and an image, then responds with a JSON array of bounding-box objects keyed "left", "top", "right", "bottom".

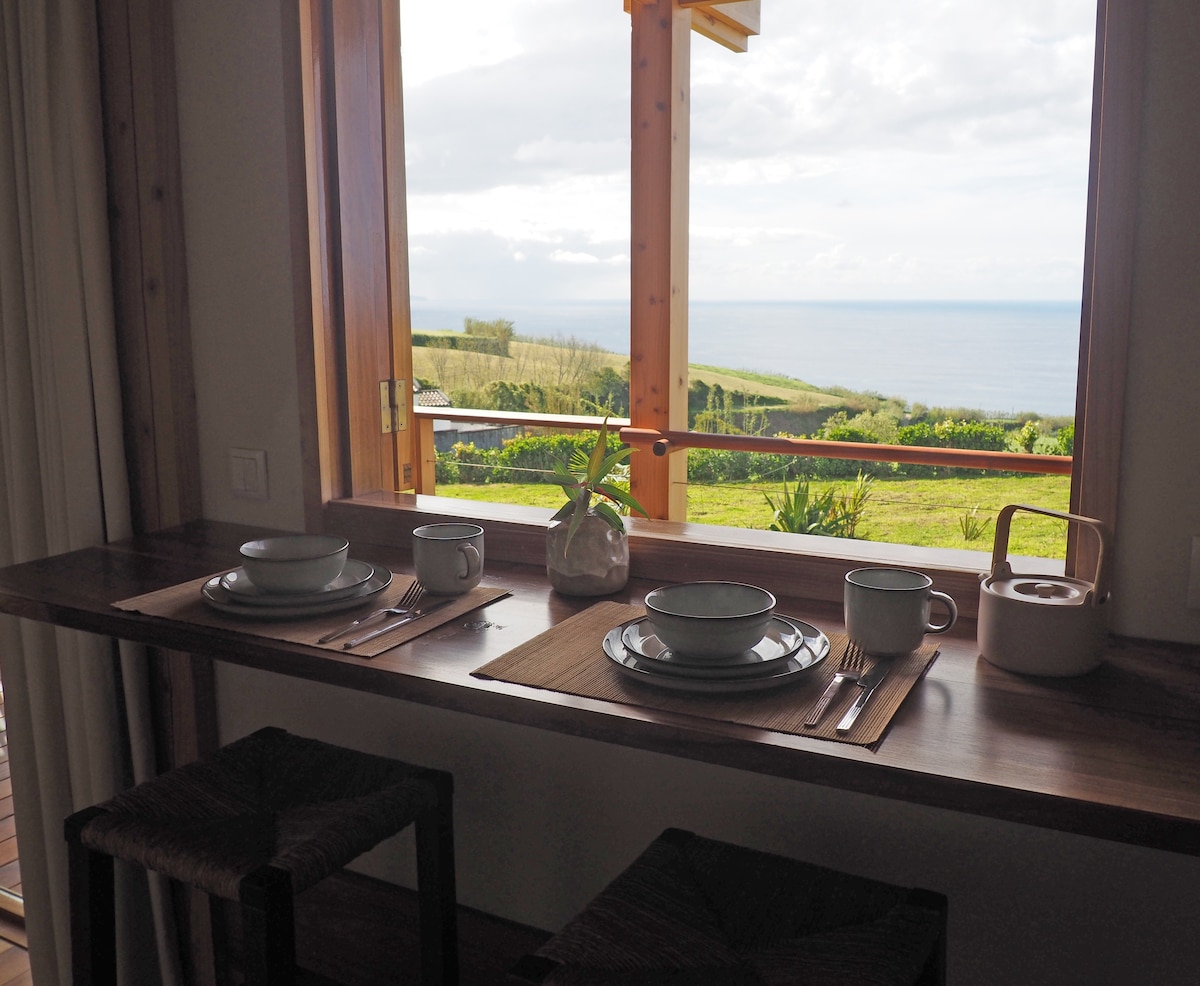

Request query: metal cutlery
[
  {"left": 804, "top": 641, "right": 867, "bottom": 727},
  {"left": 317, "top": 581, "right": 426, "bottom": 644},
  {"left": 343, "top": 596, "right": 454, "bottom": 649},
  {"left": 836, "top": 656, "right": 893, "bottom": 733}
]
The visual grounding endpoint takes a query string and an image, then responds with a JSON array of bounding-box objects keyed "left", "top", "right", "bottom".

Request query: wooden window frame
[{"left": 286, "top": 0, "right": 1144, "bottom": 619}]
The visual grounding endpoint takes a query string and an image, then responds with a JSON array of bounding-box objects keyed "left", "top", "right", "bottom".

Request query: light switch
[{"left": 230, "top": 448, "right": 268, "bottom": 500}]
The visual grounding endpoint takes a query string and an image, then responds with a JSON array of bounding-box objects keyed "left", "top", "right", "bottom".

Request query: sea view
[{"left": 412, "top": 299, "right": 1081, "bottom": 418}]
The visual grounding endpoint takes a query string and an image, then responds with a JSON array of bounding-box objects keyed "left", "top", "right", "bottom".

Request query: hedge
[{"left": 411, "top": 332, "right": 509, "bottom": 356}]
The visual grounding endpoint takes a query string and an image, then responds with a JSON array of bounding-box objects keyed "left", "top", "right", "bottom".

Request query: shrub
[
  {"left": 897, "top": 419, "right": 1007, "bottom": 452},
  {"left": 688, "top": 448, "right": 758, "bottom": 483},
  {"left": 764, "top": 472, "right": 873, "bottom": 538},
  {"left": 463, "top": 316, "right": 514, "bottom": 340},
  {"left": 480, "top": 432, "right": 629, "bottom": 484},
  {"left": 959, "top": 506, "right": 993, "bottom": 542},
  {"left": 938, "top": 419, "right": 1008, "bottom": 451},
  {"left": 765, "top": 477, "right": 842, "bottom": 536},
  {"left": 1054, "top": 423, "right": 1075, "bottom": 456},
  {"left": 817, "top": 409, "right": 899, "bottom": 444},
  {"left": 1011, "top": 420, "right": 1041, "bottom": 453},
  {"left": 685, "top": 446, "right": 803, "bottom": 484},
  {"left": 412, "top": 331, "right": 449, "bottom": 348},
  {"left": 896, "top": 418, "right": 1009, "bottom": 477},
  {"left": 809, "top": 412, "right": 888, "bottom": 479},
  {"left": 581, "top": 365, "right": 629, "bottom": 417},
  {"left": 411, "top": 331, "right": 508, "bottom": 356},
  {"left": 481, "top": 380, "right": 547, "bottom": 413},
  {"left": 444, "top": 441, "right": 496, "bottom": 484},
  {"left": 829, "top": 472, "right": 875, "bottom": 538},
  {"left": 434, "top": 452, "right": 460, "bottom": 485}
]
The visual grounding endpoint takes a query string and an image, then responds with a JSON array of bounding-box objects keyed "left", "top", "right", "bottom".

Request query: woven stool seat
[
  {"left": 66, "top": 726, "right": 458, "bottom": 985},
  {"left": 510, "top": 828, "right": 946, "bottom": 986}
]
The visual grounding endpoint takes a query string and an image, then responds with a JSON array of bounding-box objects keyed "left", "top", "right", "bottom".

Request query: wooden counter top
[{"left": 2, "top": 520, "right": 1199, "bottom": 856}]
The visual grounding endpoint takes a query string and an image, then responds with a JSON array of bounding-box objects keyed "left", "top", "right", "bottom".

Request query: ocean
[{"left": 411, "top": 299, "right": 1081, "bottom": 418}]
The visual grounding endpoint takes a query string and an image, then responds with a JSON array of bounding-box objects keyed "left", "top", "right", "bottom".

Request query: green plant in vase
[{"left": 546, "top": 418, "right": 648, "bottom": 595}]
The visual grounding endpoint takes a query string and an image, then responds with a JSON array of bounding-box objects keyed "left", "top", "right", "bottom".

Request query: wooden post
[
  {"left": 629, "top": 0, "right": 691, "bottom": 521},
  {"left": 416, "top": 415, "right": 437, "bottom": 493}
]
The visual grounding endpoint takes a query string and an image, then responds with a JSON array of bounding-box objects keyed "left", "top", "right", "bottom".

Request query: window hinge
[{"left": 379, "top": 379, "right": 407, "bottom": 434}]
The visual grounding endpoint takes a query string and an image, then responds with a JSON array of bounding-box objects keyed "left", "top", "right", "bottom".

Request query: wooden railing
[
  {"left": 412, "top": 407, "right": 1073, "bottom": 497},
  {"left": 619, "top": 427, "right": 1073, "bottom": 475}
]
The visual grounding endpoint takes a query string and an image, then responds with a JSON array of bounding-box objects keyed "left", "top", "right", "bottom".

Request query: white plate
[
  {"left": 603, "top": 617, "right": 829, "bottom": 692},
  {"left": 219, "top": 558, "right": 376, "bottom": 606},
  {"left": 201, "top": 565, "right": 393, "bottom": 620},
  {"left": 622, "top": 615, "right": 808, "bottom": 671}
]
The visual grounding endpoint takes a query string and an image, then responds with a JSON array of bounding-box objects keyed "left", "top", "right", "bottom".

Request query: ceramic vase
[{"left": 546, "top": 511, "right": 629, "bottom": 596}]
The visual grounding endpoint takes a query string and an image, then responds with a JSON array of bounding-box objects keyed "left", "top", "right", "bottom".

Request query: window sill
[{"left": 323, "top": 492, "right": 1064, "bottom": 622}]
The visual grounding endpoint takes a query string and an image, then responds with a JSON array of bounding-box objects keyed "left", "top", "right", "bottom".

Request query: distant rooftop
[{"left": 414, "top": 384, "right": 451, "bottom": 408}]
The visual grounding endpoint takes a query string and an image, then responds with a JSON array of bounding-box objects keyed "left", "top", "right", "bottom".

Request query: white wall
[
  {"left": 171, "top": 2, "right": 1200, "bottom": 984},
  {"left": 173, "top": 0, "right": 306, "bottom": 529}
]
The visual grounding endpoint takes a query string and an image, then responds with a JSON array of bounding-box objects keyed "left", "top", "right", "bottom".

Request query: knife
[
  {"left": 835, "top": 658, "right": 893, "bottom": 733},
  {"left": 343, "top": 598, "right": 454, "bottom": 650}
]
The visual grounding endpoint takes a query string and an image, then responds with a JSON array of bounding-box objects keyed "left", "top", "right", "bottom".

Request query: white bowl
[
  {"left": 644, "top": 581, "right": 776, "bottom": 658},
  {"left": 238, "top": 535, "right": 350, "bottom": 594}
]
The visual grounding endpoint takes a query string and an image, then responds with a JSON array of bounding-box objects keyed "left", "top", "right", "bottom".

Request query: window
[{"left": 294, "top": 0, "right": 1141, "bottom": 605}]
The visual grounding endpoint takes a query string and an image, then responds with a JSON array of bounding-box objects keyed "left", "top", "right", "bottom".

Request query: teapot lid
[{"left": 982, "top": 572, "right": 1097, "bottom": 607}]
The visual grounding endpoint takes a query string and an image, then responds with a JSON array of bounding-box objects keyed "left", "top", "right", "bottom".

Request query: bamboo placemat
[
  {"left": 471, "top": 600, "right": 939, "bottom": 748},
  {"left": 113, "top": 573, "right": 509, "bottom": 659}
]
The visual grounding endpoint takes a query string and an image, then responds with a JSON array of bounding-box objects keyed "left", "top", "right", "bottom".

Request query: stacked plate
[
  {"left": 603, "top": 614, "right": 830, "bottom": 693},
  {"left": 201, "top": 559, "right": 393, "bottom": 620}
]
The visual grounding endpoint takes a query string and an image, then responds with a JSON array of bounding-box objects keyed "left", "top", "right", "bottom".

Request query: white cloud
[
  {"left": 400, "top": 0, "right": 1096, "bottom": 302},
  {"left": 547, "top": 250, "right": 628, "bottom": 266},
  {"left": 408, "top": 171, "right": 629, "bottom": 245}
]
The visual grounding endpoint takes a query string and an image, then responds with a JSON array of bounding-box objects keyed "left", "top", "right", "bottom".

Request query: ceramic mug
[
  {"left": 412, "top": 523, "right": 484, "bottom": 595},
  {"left": 844, "top": 567, "right": 957, "bottom": 657}
]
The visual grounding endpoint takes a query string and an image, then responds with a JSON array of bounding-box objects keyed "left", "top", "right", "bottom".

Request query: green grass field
[{"left": 433, "top": 473, "right": 1072, "bottom": 558}]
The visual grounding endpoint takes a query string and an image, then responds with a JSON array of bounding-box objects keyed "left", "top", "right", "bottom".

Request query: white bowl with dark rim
[
  {"left": 238, "top": 534, "right": 350, "bottom": 594},
  {"left": 644, "top": 581, "right": 776, "bottom": 658}
]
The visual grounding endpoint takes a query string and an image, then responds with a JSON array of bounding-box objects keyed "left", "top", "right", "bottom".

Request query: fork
[
  {"left": 803, "top": 641, "right": 867, "bottom": 727},
  {"left": 317, "top": 580, "right": 426, "bottom": 644}
]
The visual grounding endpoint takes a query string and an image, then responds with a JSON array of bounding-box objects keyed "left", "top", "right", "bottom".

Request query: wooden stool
[
  {"left": 65, "top": 726, "right": 457, "bottom": 985},
  {"left": 509, "top": 827, "right": 947, "bottom": 985}
]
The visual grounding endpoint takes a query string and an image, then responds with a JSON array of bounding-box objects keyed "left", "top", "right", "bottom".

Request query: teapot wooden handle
[{"left": 990, "top": 504, "right": 1111, "bottom": 602}]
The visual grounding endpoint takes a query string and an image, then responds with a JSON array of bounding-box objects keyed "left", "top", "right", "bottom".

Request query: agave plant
[{"left": 549, "top": 418, "right": 648, "bottom": 553}]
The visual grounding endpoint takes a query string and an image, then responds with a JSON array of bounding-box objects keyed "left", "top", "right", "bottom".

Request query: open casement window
[
  {"left": 295, "top": 0, "right": 1142, "bottom": 611},
  {"left": 299, "top": 0, "right": 416, "bottom": 503}
]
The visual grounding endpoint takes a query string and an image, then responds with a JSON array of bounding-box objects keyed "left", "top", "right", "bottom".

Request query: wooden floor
[{"left": 0, "top": 685, "right": 31, "bottom": 985}]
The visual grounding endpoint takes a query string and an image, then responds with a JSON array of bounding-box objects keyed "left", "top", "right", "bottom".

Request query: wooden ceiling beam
[
  {"left": 624, "top": 1, "right": 761, "bottom": 54},
  {"left": 679, "top": 0, "right": 760, "bottom": 52}
]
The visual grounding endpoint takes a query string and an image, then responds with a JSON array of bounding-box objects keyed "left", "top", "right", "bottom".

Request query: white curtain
[{"left": 0, "top": 2, "right": 180, "bottom": 983}]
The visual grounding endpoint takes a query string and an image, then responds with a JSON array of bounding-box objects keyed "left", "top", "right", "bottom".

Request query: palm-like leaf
[
  {"left": 591, "top": 500, "right": 625, "bottom": 533},
  {"left": 590, "top": 447, "right": 633, "bottom": 484},
  {"left": 586, "top": 418, "right": 610, "bottom": 480},
  {"left": 547, "top": 416, "right": 649, "bottom": 553},
  {"left": 594, "top": 481, "right": 647, "bottom": 517},
  {"left": 568, "top": 447, "right": 592, "bottom": 474},
  {"left": 549, "top": 500, "right": 577, "bottom": 523}
]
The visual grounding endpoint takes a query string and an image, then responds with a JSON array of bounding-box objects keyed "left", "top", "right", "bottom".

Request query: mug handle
[
  {"left": 458, "top": 543, "right": 482, "bottom": 583},
  {"left": 926, "top": 590, "right": 957, "bottom": 634}
]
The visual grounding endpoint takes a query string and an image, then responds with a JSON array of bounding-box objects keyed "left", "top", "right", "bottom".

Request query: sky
[{"left": 398, "top": 1, "right": 1096, "bottom": 305}]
